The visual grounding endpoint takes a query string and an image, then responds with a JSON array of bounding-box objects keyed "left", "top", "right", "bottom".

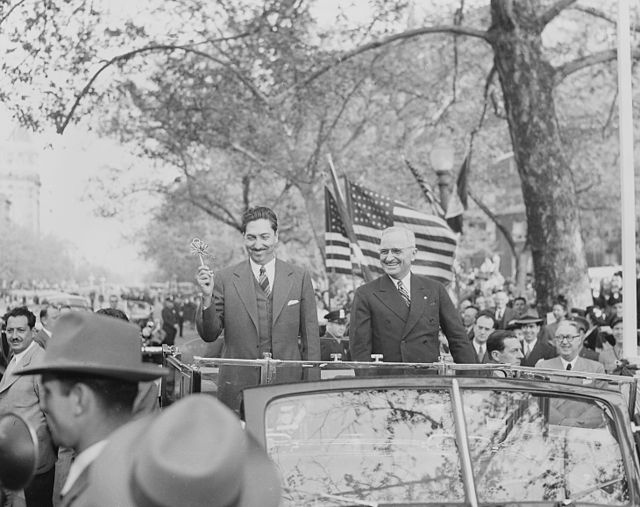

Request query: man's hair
[
  {"left": 513, "top": 296, "right": 527, "bottom": 305},
  {"left": 486, "top": 330, "right": 516, "bottom": 355},
  {"left": 42, "top": 372, "right": 138, "bottom": 415},
  {"left": 552, "top": 298, "right": 568, "bottom": 310},
  {"left": 5, "top": 306, "right": 36, "bottom": 328},
  {"left": 240, "top": 206, "right": 278, "bottom": 234},
  {"left": 380, "top": 226, "right": 416, "bottom": 247},
  {"left": 96, "top": 308, "right": 129, "bottom": 322},
  {"left": 463, "top": 305, "right": 480, "bottom": 313},
  {"left": 475, "top": 310, "right": 497, "bottom": 328}
]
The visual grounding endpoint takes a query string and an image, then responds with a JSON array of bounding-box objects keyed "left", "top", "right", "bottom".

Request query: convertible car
[{"left": 161, "top": 353, "right": 640, "bottom": 507}]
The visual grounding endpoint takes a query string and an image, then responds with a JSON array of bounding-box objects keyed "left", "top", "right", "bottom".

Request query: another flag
[
  {"left": 445, "top": 155, "right": 469, "bottom": 233},
  {"left": 325, "top": 187, "right": 353, "bottom": 275},
  {"left": 325, "top": 181, "right": 458, "bottom": 284}
]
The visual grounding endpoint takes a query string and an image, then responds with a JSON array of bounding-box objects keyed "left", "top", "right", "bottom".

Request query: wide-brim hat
[
  {"left": 15, "top": 311, "right": 167, "bottom": 381},
  {"left": 86, "top": 394, "right": 281, "bottom": 507},
  {"left": 511, "top": 312, "right": 543, "bottom": 327}
]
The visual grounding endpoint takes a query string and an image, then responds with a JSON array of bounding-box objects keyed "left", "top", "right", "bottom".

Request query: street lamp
[{"left": 429, "top": 137, "right": 455, "bottom": 211}]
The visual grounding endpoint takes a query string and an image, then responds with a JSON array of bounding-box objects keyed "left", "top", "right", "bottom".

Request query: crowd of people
[{"left": 0, "top": 203, "right": 634, "bottom": 506}]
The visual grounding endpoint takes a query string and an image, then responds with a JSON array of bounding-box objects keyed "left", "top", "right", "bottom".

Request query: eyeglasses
[
  {"left": 379, "top": 247, "right": 414, "bottom": 256},
  {"left": 556, "top": 334, "right": 581, "bottom": 343}
]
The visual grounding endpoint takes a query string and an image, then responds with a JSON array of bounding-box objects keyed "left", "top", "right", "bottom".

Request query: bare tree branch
[
  {"left": 280, "top": 24, "right": 489, "bottom": 98},
  {"left": 538, "top": 0, "right": 577, "bottom": 27},
  {"left": 553, "top": 48, "right": 640, "bottom": 84},
  {"left": 57, "top": 43, "right": 268, "bottom": 134},
  {"left": 468, "top": 191, "right": 517, "bottom": 259},
  {"left": 571, "top": 5, "right": 640, "bottom": 32},
  {"left": 229, "top": 142, "right": 267, "bottom": 166},
  {"left": 0, "top": 0, "right": 27, "bottom": 26}
]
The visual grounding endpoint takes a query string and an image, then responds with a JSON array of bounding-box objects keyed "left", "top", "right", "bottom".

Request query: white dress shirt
[{"left": 250, "top": 258, "right": 276, "bottom": 291}]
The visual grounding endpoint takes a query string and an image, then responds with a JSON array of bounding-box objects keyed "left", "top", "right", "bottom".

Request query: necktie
[
  {"left": 258, "top": 266, "right": 271, "bottom": 297},
  {"left": 397, "top": 280, "right": 410, "bottom": 307},
  {"left": 478, "top": 345, "right": 485, "bottom": 361},
  {"left": 525, "top": 343, "right": 531, "bottom": 358},
  {"left": 566, "top": 363, "right": 572, "bottom": 371}
]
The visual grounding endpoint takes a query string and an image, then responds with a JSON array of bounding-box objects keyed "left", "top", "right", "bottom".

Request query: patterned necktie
[
  {"left": 259, "top": 266, "right": 271, "bottom": 297},
  {"left": 566, "top": 363, "right": 572, "bottom": 371},
  {"left": 397, "top": 280, "right": 410, "bottom": 307}
]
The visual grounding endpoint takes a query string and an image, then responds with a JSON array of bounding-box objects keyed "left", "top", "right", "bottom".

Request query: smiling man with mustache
[{"left": 196, "top": 206, "right": 320, "bottom": 413}]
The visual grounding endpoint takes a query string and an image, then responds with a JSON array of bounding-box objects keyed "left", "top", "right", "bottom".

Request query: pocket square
[{"left": 287, "top": 299, "right": 300, "bottom": 306}]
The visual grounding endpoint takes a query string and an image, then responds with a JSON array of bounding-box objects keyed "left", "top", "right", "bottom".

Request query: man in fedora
[
  {"left": 14, "top": 311, "right": 166, "bottom": 507},
  {"left": 85, "top": 394, "right": 281, "bottom": 507},
  {"left": 515, "top": 312, "right": 557, "bottom": 367}
]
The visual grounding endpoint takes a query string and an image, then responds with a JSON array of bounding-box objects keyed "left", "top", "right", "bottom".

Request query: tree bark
[{"left": 488, "top": 0, "right": 592, "bottom": 310}]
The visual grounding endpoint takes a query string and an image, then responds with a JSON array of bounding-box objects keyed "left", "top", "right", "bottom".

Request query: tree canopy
[{"left": 1, "top": 0, "right": 638, "bottom": 309}]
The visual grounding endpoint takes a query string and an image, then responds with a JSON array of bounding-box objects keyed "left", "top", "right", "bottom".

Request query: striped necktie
[
  {"left": 397, "top": 280, "right": 410, "bottom": 307},
  {"left": 259, "top": 266, "right": 271, "bottom": 297}
]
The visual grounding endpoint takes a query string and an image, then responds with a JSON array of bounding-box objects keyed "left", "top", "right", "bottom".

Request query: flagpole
[
  {"left": 326, "top": 154, "right": 373, "bottom": 282},
  {"left": 616, "top": 0, "right": 637, "bottom": 359}
]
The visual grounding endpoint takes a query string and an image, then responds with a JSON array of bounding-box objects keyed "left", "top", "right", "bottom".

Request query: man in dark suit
[
  {"left": 349, "top": 226, "right": 476, "bottom": 365},
  {"left": 492, "top": 290, "right": 517, "bottom": 330},
  {"left": 15, "top": 311, "right": 166, "bottom": 507},
  {"left": 34, "top": 304, "right": 60, "bottom": 349},
  {"left": 196, "top": 206, "right": 320, "bottom": 413},
  {"left": 471, "top": 311, "right": 496, "bottom": 363},
  {"left": 486, "top": 329, "right": 524, "bottom": 365},
  {"left": 516, "top": 312, "right": 557, "bottom": 367},
  {"left": 0, "top": 307, "right": 57, "bottom": 506}
]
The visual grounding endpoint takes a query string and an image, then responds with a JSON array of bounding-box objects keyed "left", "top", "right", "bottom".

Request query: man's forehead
[
  {"left": 556, "top": 321, "right": 578, "bottom": 334},
  {"left": 245, "top": 219, "right": 275, "bottom": 235},
  {"left": 6, "top": 315, "right": 28, "bottom": 326}
]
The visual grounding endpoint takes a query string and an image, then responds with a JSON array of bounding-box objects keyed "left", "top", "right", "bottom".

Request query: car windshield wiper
[{"left": 556, "top": 477, "right": 626, "bottom": 506}]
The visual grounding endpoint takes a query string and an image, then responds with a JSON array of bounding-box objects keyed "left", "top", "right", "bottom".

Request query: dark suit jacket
[
  {"left": 493, "top": 307, "right": 517, "bottom": 330},
  {"left": 349, "top": 274, "right": 476, "bottom": 364},
  {"left": 196, "top": 259, "right": 320, "bottom": 411},
  {"left": 520, "top": 339, "right": 557, "bottom": 367},
  {"left": 0, "top": 344, "right": 56, "bottom": 476}
]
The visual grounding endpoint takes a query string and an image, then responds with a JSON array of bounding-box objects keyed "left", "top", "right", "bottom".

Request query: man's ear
[
  {"left": 490, "top": 350, "right": 500, "bottom": 362},
  {"left": 71, "top": 383, "right": 92, "bottom": 416}
]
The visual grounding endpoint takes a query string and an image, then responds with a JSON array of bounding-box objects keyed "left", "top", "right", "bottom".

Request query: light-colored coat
[
  {"left": 536, "top": 355, "right": 605, "bottom": 375},
  {"left": 0, "top": 344, "right": 56, "bottom": 476}
]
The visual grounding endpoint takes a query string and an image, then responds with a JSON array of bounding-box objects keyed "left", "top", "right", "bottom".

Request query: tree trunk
[{"left": 488, "top": 0, "right": 592, "bottom": 311}]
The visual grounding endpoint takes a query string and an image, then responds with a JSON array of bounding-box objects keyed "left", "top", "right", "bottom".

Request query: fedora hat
[
  {"left": 512, "top": 312, "right": 543, "bottom": 326},
  {"left": 86, "top": 394, "right": 281, "bottom": 507},
  {"left": 15, "top": 311, "right": 166, "bottom": 381}
]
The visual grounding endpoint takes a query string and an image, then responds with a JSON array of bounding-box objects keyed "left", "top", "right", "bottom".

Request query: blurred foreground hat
[
  {"left": 87, "top": 394, "right": 281, "bottom": 507},
  {"left": 0, "top": 413, "right": 38, "bottom": 491},
  {"left": 511, "top": 312, "right": 543, "bottom": 327},
  {"left": 15, "top": 312, "right": 167, "bottom": 382}
]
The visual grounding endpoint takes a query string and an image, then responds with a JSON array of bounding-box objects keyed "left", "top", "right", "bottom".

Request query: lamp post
[{"left": 429, "top": 137, "right": 455, "bottom": 211}]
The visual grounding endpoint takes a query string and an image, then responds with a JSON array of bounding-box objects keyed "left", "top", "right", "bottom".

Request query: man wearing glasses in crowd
[
  {"left": 536, "top": 320, "right": 604, "bottom": 373},
  {"left": 349, "top": 226, "right": 476, "bottom": 365}
]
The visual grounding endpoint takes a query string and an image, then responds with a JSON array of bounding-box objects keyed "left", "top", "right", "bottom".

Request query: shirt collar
[
  {"left": 389, "top": 272, "right": 412, "bottom": 293},
  {"left": 250, "top": 258, "right": 276, "bottom": 283},
  {"left": 559, "top": 356, "right": 578, "bottom": 370},
  {"left": 61, "top": 439, "right": 109, "bottom": 496}
]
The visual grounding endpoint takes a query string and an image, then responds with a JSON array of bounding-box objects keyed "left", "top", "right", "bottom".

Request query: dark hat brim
[
  {"left": 15, "top": 362, "right": 168, "bottom": 382},
  {"left": 87, "top": 403, "right": 281, "bottom": 507}
]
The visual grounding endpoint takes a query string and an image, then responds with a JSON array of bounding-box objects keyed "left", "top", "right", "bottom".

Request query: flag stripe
[{"left": 325, "top": 181, "right": 457, "bottom": 284}]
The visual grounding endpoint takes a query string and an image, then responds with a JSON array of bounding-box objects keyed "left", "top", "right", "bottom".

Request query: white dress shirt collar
[
  {"left": 250, "top": 258, "right": 276, "bottom": 285},
  {"left": 559, "top": 356, "right": 578, "bottom": 371},
  {"left": 61, "top": 439, "right": 109, "bottom": 496},
  {"left": 389, "top": 272, "right": 412, "bottom": 294}
]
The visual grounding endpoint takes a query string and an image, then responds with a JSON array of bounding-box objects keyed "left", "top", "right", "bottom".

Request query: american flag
[{"left": 325, "top": 181, "right": 458, "bottom": 284}]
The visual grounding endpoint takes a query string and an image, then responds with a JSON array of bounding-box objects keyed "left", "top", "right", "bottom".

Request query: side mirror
[{"left": 0, "top": 412, "right": 38, "bottom": 491}]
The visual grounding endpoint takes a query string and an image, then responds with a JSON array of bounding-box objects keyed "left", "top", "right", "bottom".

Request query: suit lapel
[
  {"left": 0, "top": 345, "right": 35, "bottom": 393},
  {"left": 372, "top": 275, "right": 408, "bottom": 321},
  {"left": 232, "top": 261, "right": 259, "bottom": 333},
  {"left": 60, "top": 464, "right": 91, "bottom": 507},
  {"left": 271, "top": 260, "right": 293, "bottom": 324},
  {"left": 402, "top": 274, "right": 429, "bottom": 337}
]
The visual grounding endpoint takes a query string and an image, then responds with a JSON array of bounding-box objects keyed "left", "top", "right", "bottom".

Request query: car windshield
[{"left": 264, "top": 388, "right": 630, "bottom": 506}]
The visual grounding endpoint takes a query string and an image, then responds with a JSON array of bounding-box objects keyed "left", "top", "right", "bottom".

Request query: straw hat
[
  {"left": 15, "top": 311, "right": 166, "bottom": 381},
  {"left": 86, "top": 394, "right": 281, "bottom": 507}
]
